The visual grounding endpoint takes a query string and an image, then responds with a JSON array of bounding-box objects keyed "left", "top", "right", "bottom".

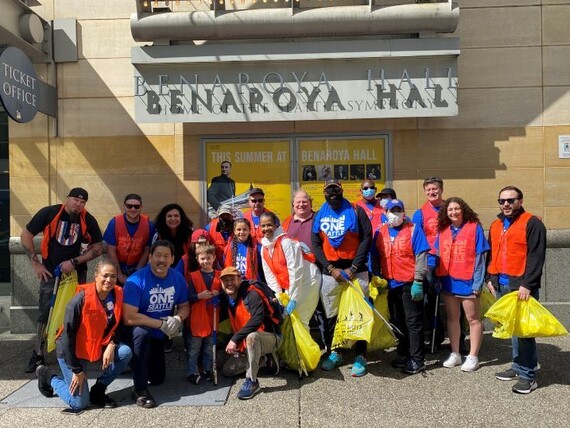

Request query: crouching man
[{"left": 219, "top": 267, "right": 282, "bottom": 400}]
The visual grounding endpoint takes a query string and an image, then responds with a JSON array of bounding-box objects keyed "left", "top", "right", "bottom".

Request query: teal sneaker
[
  {"left": 321, "top": 351, "right": 343, "bottom": 371},
  {"left": 351, "top": 355, "right": 367, "bottom": 377}
]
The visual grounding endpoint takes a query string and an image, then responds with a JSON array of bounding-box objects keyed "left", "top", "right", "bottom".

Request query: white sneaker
[
  {"left": 461, "top": 355, "right": 480, "bottom": 372},
  {"left": 443, "top": 352, "right": 462, "bottom": 368}
]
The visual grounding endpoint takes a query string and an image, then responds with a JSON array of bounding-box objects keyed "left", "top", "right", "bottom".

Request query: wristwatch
[{"left": 70, "top": 258, "right": 79, "bottom": 267}]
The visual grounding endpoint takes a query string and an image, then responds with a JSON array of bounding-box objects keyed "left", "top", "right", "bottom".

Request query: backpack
[{"left": 247, "top": 280, "right": 284, "bottom": 326}]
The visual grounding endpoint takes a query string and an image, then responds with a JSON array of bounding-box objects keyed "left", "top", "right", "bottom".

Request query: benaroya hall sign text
[{"left": 134, "top": 57, "right": 458, "bottom": 123}]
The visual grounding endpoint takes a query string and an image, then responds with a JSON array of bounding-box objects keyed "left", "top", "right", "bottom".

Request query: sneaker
[
  {"left": 187, "top": 373, "right": 202, "bottom": 385},
  {"left": 512, "top": 378, "right": 538, "bottom": 394},
  {"left": 237, "top": 377, "right": 260, "bottom": 400},
  {"left": 495, "top": 368, "right": 518, "bottom": 381},
  {"left": 264, "top": 352, "right": 280, "bottom": 376},
  {"left": 390, "top": 355, "right": 408, "bottom": 369},
  {"left": 351, "top": 355, "right": 367, "bottom": 377},
  {"left": 89, "top": 380, "right": 117, "bottom": 408},
  {"left": 461, "top": 355, "right": 480, "bottom": 372},
  {"left": 403, "top": 358, "right": 426, "bottom": 375},
  {"left": 25, "top": 351, "right": 45, "bottom": 374},
  {"left": 35, "top": 365, "right": 54, "bottom": 398},
  {"left": 443, "top": 352, "right": 462, "bottom": 368},
  {"left": 202, "top": 371, "right": 213, "bottom": 382},
  {"left": 131, "top": 388, "right": 157, "bottom": 408},
  {"left": 321, "top": 351, "right": 343, "bottom": 371}
]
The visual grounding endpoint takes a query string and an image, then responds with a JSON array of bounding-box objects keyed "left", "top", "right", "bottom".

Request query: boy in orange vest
[{"left": 186, "top": 244, "right": 221, "bottom": 384}]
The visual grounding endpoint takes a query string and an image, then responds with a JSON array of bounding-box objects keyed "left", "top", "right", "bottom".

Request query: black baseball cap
[
  {"left": 376, "top": 187, "right": 397, "bottom": 199},
  {"left": 68, "top": 187, "right": 88, "bottom": 201}
]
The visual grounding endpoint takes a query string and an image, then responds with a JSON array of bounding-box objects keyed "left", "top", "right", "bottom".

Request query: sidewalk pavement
[{"left": 0, "top": 332, "right": 568, "bottom": 428}]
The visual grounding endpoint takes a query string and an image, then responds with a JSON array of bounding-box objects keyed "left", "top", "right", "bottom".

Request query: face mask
[
  {"left": 387, "top": 212, "right": 404, "bottom": 228},
  {"left": 379, "top": 198, "right": 390, "bottom": 209},
  {"left": 362, "top": 189, "right": 376, "bottom": 199},
  {"left": 325, "top": 193, "right": 343, "bottom": 209}
]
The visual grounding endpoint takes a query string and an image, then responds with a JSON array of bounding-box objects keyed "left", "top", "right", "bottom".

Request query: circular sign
[{"left": 0, "top": 47, "right": 40, "bottom": 123}]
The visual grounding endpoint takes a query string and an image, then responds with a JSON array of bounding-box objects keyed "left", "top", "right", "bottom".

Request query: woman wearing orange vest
[
  {"left": 435, "top": 197, "right": 490, "bottom": 372},
  {"left": 185, "top": 244, "right": 221, "bottom": 385},
  {"left": 36, "top": 260, "right": 131, "bottom": 412},
  {"left": 223, "top": 218, "right": 261, "bottom": 281},
  {"left": 259, "top": 212, "right": 320, "bottom": 330}
]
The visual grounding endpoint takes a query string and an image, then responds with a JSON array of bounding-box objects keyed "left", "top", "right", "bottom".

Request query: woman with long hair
[
  {"left": 153, "top": 203, "right": 193, "bottom": 267},
  {"left": 436, "top": 197, "right": 490, "bottom": 372}
]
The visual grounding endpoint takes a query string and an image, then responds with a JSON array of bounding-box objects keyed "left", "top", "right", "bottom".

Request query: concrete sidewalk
[{"left": 0, "top": 332, "right": 568, "bottom": 428}]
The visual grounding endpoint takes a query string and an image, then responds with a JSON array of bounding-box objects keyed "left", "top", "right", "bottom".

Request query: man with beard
[
  {"left": 207, "top": 161, "right": 236, "bottom": 211},
  {"left": 21, "top": 187, "right": 103, "bottom": 373},
  {"left": 123, "top": 240, "right": 189, "bottom": 408},
  {"left": 312, "top": 179, "right": 372, "bottom": 376},
  {"left": 487, "top": 186, "right": 546, "bottom": 394}
]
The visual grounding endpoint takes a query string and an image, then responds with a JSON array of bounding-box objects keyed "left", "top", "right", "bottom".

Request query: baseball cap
[
  {"left": 249, "top": 187, "right": 265, "bottom": 196},
  {"left": 217, "top": 205, "right": 232, "bottom": 216},
  {"left": 220, "top": 266, "right": 240, "bottom": 279},
  {"left": 323, "top": 178, "right": 342, "bottom": 189},
  {"left": 191, "top": 229, "right": 209, "bottom": 243},
  {"left": 377, "top": 187, "right": 397, "bottom": 199},
  {"left": 386, "top": 199, "right": 405, "bottom": 211},
  {"left": 68, "top": 187, "right": 88, "bottom": 201}
]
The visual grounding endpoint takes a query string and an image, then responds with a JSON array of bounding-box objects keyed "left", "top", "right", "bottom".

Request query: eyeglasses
[
  {"left": 362, "top": 186, "right": 376, "bottom": 191},
  {"left": 497, "top": 198, "right": 518, "bottom": 205},
  {"left": 325, "top": 187, "right": 343, "bottom": 195},
  {"left": 250, "top": 198, "right": 264, "bottom": 203},
  {"left": 125, "top": 204, "right": 141, "bottom": 209}
]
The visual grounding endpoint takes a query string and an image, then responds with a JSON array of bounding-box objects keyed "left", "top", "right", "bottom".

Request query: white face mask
[
  {"left": 387, "top": 211, "right": 405, "bottom": 228},
  {"left": 379, "top": 198, "right": 390, "bottom": 209}
]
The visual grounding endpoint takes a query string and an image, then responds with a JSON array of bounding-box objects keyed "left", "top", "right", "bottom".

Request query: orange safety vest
[
  {"left": 377, "top": 222, "right": 416, "bottom": 282},
  {"left": 421, "top": 202, "right": 439, "bottom": 255},
  {"left": 355, "top": 199, "right": 384, "bottom": 234},
  {"left": 228, "top": 286, "right": 269, "bottom": 351},
  {"left": 41, "top": 205, "right": 91, "bottom": 259},
  {"left": 223, "top": 239, "right": 259, "bottom": 281},
  {"left": 281, "top": 215, "right": 292, "bottom": 232},
  {"left": 488, "top": 212, "right": 533, "bottom": 277},
  {"left": 262, "top": 235, "right": 291, "bottom": 290},
  {"left": 188, "top": 270, "right": 221, "bottom": 337},
  {"left": 74, "top": 283, "right": 123, "bottom": 362},
  {"left": 243, "top": 209, "right": 276, "bottom": 241},
  {"left": 208, "top": 218, "right": 230, "bottom": 263},
  {"left": 436, "top": 222, "right": 477, "bottom": 280},
  {"left": 114, "top": 214, "right": 150, "bottom": 266}
]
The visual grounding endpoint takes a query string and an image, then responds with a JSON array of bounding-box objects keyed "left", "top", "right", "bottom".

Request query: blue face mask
[{"left": 362, "top": 189, "right": 376, "bottom": 199}]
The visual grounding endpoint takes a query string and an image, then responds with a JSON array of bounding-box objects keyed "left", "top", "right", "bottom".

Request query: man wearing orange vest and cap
[
  {"left": 103, "top": 194, "right": 155, "bottom": 285},
  {"left": 21, "top": 187, "right": 103, "bottom": 373},
  {"left": 487, "top": 186, "right": 546, "bottom": 394},
  {"left": 312, "top": 179, "right": 372, "bottom": 377},
  {"left": 219, "top": 266, "right": 281, "bottom": 400}
]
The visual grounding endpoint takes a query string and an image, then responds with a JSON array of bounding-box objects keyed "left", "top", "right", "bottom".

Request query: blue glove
[
  {"left": 411, "top": 281, "right": 424, "bottom": 301},
  {"left": 285, "top": 299, "right": 297, "bottom": 315}
]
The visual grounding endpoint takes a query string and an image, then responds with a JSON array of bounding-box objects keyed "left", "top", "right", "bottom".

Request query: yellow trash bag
[
  {"left": 331, "top": 279, "right": 374, "bottom": 350},
  {"left": 277, "top": 293, "right": 321, "bottom": 374},
  {"left": 46, "top": 271, "right": 78, "bottom": 353},
  {"left": 484, "top": 291, "right": 568, "bottom": 339},
  {"left": 368, "top": 277, "right": 397, "bottom": 351}
]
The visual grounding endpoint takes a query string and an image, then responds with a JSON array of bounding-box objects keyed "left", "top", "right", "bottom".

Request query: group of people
[{"left": 22, "top": 174, "right": 547, "bottom": 412}]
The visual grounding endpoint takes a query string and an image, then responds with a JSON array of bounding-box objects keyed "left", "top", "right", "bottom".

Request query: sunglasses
[
  {"left": 325, "top": 187, "right": 343, "bottom": 195},
  {"left": 125, "top": 204, "right": 141, "bottom": 209},
  {"left": 497, "top": 198, "right": 518, "bottom": 205},
  {"left": 362, "top": 186, "right": 376, "bottom": 191},
  {"left": 250, "top": 198, "right": 264, "bottom": 203}
]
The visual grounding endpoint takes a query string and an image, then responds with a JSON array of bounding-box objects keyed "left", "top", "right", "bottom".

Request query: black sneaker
[
  {"left": 36, "top": 365, "right": 54, "bottom": 397},
  {"left": 402, "top": 359, "right": 426, "bottom": 375},
  {"left": 131, "top": 388, "right": 157, "bottom": 409},
  {"left": 25, "top": 351, "right": 44, "bottom": 374},
  {"left": 202, "top": 371, "right": 213, "bottom": 382},
  {"left": 89, "top": 380, "right": 117, "bottom": 408},
  {"left": 391, "top": 355, "right": 407, "bottom": 369},
  {"left": 187, "top": 373, "right": 202, "bottom": 385},
  {"left": 495, "top": 368, "right": 518, "bottom": 381},
  {"left": 512, "top": 379, "right": 538, "bottom": 394}
]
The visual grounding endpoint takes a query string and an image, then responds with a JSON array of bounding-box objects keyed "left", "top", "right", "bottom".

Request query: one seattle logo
[{"left": 148, "top": 285, "right": 175, "bottom": 312}]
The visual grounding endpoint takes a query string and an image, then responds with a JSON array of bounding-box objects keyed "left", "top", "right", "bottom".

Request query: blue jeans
[
  {"left": 51, "top": 343, "right": 132, "bottom": 409},
  {"left": 185, "top": 335, "right": 213, "bottom": 375},
  {"left": 496, "top": 285, "right": 539, "bottom": 381}
]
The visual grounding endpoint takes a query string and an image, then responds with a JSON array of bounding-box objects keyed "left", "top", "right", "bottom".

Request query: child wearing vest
[{"left": 186, "top": 244, "right": 221, "bottom": 384}]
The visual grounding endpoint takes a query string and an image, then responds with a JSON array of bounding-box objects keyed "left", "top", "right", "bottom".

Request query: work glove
[
  {"left": 371, "top": 276, "right": 388, "bottom": 290},
  {"left": 411, "top": 281, "right": 424, "bottom": 301},
  {"left": 159, "top": 319, "right": 171, "bottom": 337},
  {"left": 285, "top": 299, "right": 297, "bottom": 316},
  {"left": 163, "top": 315, "right": 182, "bottom": 338}
]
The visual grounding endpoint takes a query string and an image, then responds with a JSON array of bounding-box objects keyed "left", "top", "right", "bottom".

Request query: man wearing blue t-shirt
[{"left": 123, "top": 240, "right": 189, "bottom": 408}]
